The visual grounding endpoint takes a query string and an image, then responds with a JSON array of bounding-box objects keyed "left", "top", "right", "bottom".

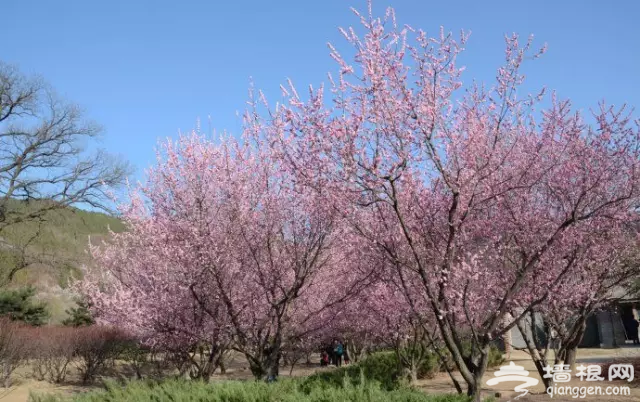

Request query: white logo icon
[{"left": 486, "top": 361, "right": 540, "bottom": 399}]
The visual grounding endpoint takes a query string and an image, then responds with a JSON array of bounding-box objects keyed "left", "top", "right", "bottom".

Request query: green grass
[{"left": 29, "top": 377, "right": 472, "bottom": 402}]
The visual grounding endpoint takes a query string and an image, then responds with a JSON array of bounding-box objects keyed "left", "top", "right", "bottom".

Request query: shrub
[
  {"left": 62, "top": 300, "right": 94, "bottom": 327},
  {"left": 487, "top": 344, "right": 504, "bottom": 368},
  {"left": 392, "top": 341, "right": 503, "bottom": 382},
  {"left": 29, "top": 377, "right": 473, "bottom": 402},
  {"left": 0, "top": 286, "right": 49, "bottom": 326},
  {"left": 26, "top": 326, "right": 78, "bottom": 383},
  {"left": 0, "top": 317, "right": 28, "bottom": 387},
  {"left": 116, "top": 339, "right": 149, "bottom": 380},
  {"left": 302, "top": 351, "right": 402, "bottom": 391},
  {"left": 417, "top": 350, "right": 442, "bottom": 379},
  {"left": 74, "top": 326, "right": 128, "bottom": 384}
]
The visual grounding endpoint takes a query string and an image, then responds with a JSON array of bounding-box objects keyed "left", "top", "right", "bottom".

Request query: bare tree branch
[{"left": 0, "top": 61, "right": 131, "bottom": 231}]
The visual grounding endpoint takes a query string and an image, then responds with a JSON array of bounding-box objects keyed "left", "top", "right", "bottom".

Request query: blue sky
[{"left": 5, "top": 0, "right": 640, "bottom": 182}]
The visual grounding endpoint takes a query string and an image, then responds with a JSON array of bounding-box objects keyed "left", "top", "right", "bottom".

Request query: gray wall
[{"left": 595, "top": 309, "right": 627, "bottom": 348}]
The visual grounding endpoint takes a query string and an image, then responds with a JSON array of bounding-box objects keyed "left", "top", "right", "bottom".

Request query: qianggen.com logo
[
  {"left": 487, "top": 361, "right": 633, "bottom": 399},
  {"left": 546, "top": 384, "right": 630, "bottom": 399}
]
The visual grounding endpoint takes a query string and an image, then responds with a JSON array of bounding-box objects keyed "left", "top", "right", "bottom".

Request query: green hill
[{"left": 0, "top": 199, "right": 125, "bottom": 322}]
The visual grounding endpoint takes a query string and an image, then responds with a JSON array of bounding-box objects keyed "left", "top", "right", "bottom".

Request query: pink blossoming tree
[
  {"left": 82, "top": 133, "right": 369, "bottom": 381},
  {"left": 259, "top": 4, "right": 640, "bottom": 399}
]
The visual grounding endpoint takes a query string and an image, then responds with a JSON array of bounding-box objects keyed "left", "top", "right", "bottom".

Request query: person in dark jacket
[
  {"left": 325, "top": 344, "right": 335, "bottom": 366},
  {"left": 333, "top": 339, "right": 344, "bottom": 367}
]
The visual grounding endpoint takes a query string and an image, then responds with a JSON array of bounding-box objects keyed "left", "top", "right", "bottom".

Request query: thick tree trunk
[
  {"left": 405, "top": 364, "right": 419, "bottom": 385},
  {"left": 467, "top": 370, "right": 485, "bottom": 402},
  {"left": 434, "top": 322, "right": 486, "bottom": 400},
  {"left": 565, "top": 347, "right": 578, "bottom": 369},
  {"left": 247, "top": 336, "right": 283, "bottom": 381},
  {"left": 467, "top": 382, "right": 480, "bottom": 402},
  {"left": 263, "top": 346, "right": 281, "bottom": 382},
  {"left": 201, "top": 346, "right": 222, "bottom": 381}
]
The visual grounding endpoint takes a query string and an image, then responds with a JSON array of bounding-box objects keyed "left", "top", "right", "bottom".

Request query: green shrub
[
  {"left": 303, "top": 343, "right": 502, "bottom": 391},
  {"left": 115, "top": 340, "right": 149, "bottom": 380},
  {"left": 417, "top": 350, "right": 442, "bottom": 379},
  {"left": 62, "top": 300, "right": 94, "bottom": 327},
  {"left": 487, "top": 344, "right": 504, "bottom": 368},
  {"left": 29, "top": 377, "right": 472, "bottom": 402},
  {"left": 0, "top": 286, "right": 49, "bottom": 326},
  {"left": 302, "top": 351, "right": 402, "bottom": 391}
]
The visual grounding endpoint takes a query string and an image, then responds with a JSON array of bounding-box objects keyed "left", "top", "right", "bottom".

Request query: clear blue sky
[{"left": 5, "top": 0, "right": 640, "bottom": 181}]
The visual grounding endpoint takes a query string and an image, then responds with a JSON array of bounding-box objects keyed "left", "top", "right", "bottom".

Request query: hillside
[{"left": 0, "top": 199, "right": 125, "bottom": 322}]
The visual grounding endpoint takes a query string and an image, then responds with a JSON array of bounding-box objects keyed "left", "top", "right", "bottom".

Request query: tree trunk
[
  {"left": 405, "top": 364, "right": 419, "bottom": 385},
  {"left": 516, "top": 317, "right": 554, "bottom": 390},
  {"left": 201, "top": 345, "right": 224, "bottom": 381},
  {"left": 1, "top": 363, "right": 10, "bottom": 388},
  {"left": 503, "top": 328, "right": 512, "bottom": 360},
  {"left": 247, "top": 336, "right": 283, "bottom": 382},
  {"left": 467, "top": 371, "right": 485, "bottom": 402},
  {"left": 396, "top": 336, "right": 426, "bottom": 385},
  {"left": 466, "top": 344, "right": 490, "bottom": 402},
  {"left": 561, "top": 317, "right": 586, "bottom": 370},
  {"left": 565, "top": 347, "right": 578, "bottom": 370},
  {"left": 263, "top": 346, "right": 281, "bottom": 382}
]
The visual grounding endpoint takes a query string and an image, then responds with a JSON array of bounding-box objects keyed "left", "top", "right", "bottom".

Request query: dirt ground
[{"left": 3, "top": 347, "right": 640, "bottom": 402}]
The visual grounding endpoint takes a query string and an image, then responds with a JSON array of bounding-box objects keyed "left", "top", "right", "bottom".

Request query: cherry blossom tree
[
  {"left": 259, "top": 4, "right": 640, "bottom": 399},
  {"left": 81, "top": 132, "right": 368, "bottom": 381}
]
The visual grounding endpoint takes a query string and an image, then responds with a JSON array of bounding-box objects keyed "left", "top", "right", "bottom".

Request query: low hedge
[
  {"left": 29, "top": 377, "right": 472, "bottom": 402},
  {"left": 304, "top": 344, "right": 503, "bottom": 390},
  {"left": 302, "top": 351, "right": 402, "bottom": 391}
]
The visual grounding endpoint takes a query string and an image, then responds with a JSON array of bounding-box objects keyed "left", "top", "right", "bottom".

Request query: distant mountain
[{"left": 0, "top": 199, "right": 125, "bottom": 322}]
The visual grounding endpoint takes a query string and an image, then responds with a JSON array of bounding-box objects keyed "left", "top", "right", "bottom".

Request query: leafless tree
[
  {"left": 0, "top": 61, "right": 131, "bottom": 286},
  {"left": 0, "top": 61, "right": 130, "bottom": 231}
]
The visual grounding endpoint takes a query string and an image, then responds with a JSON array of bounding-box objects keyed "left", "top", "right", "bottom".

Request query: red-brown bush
[
  {"left": 0, "top": 317, "right": 28, "bottom": 387},
  {"left": 1, "top": 321, "right": 130, "bottom": 386},
  {"left": 74, "top": 325, "right": 128, "bottom": 384},
  {"left": 26, "top": 326, "right": 78, "bottom": 383}
]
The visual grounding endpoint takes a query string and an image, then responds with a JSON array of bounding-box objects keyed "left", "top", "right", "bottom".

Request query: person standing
[
  {"left": 320, "top": 350, "right": 329, "bottom": 366},
  {"left": 334, "top": 339, "right": 344, "bottom": 367},
  {"left": 326, "top": 344, "right": 335, "bottom": 366}
]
